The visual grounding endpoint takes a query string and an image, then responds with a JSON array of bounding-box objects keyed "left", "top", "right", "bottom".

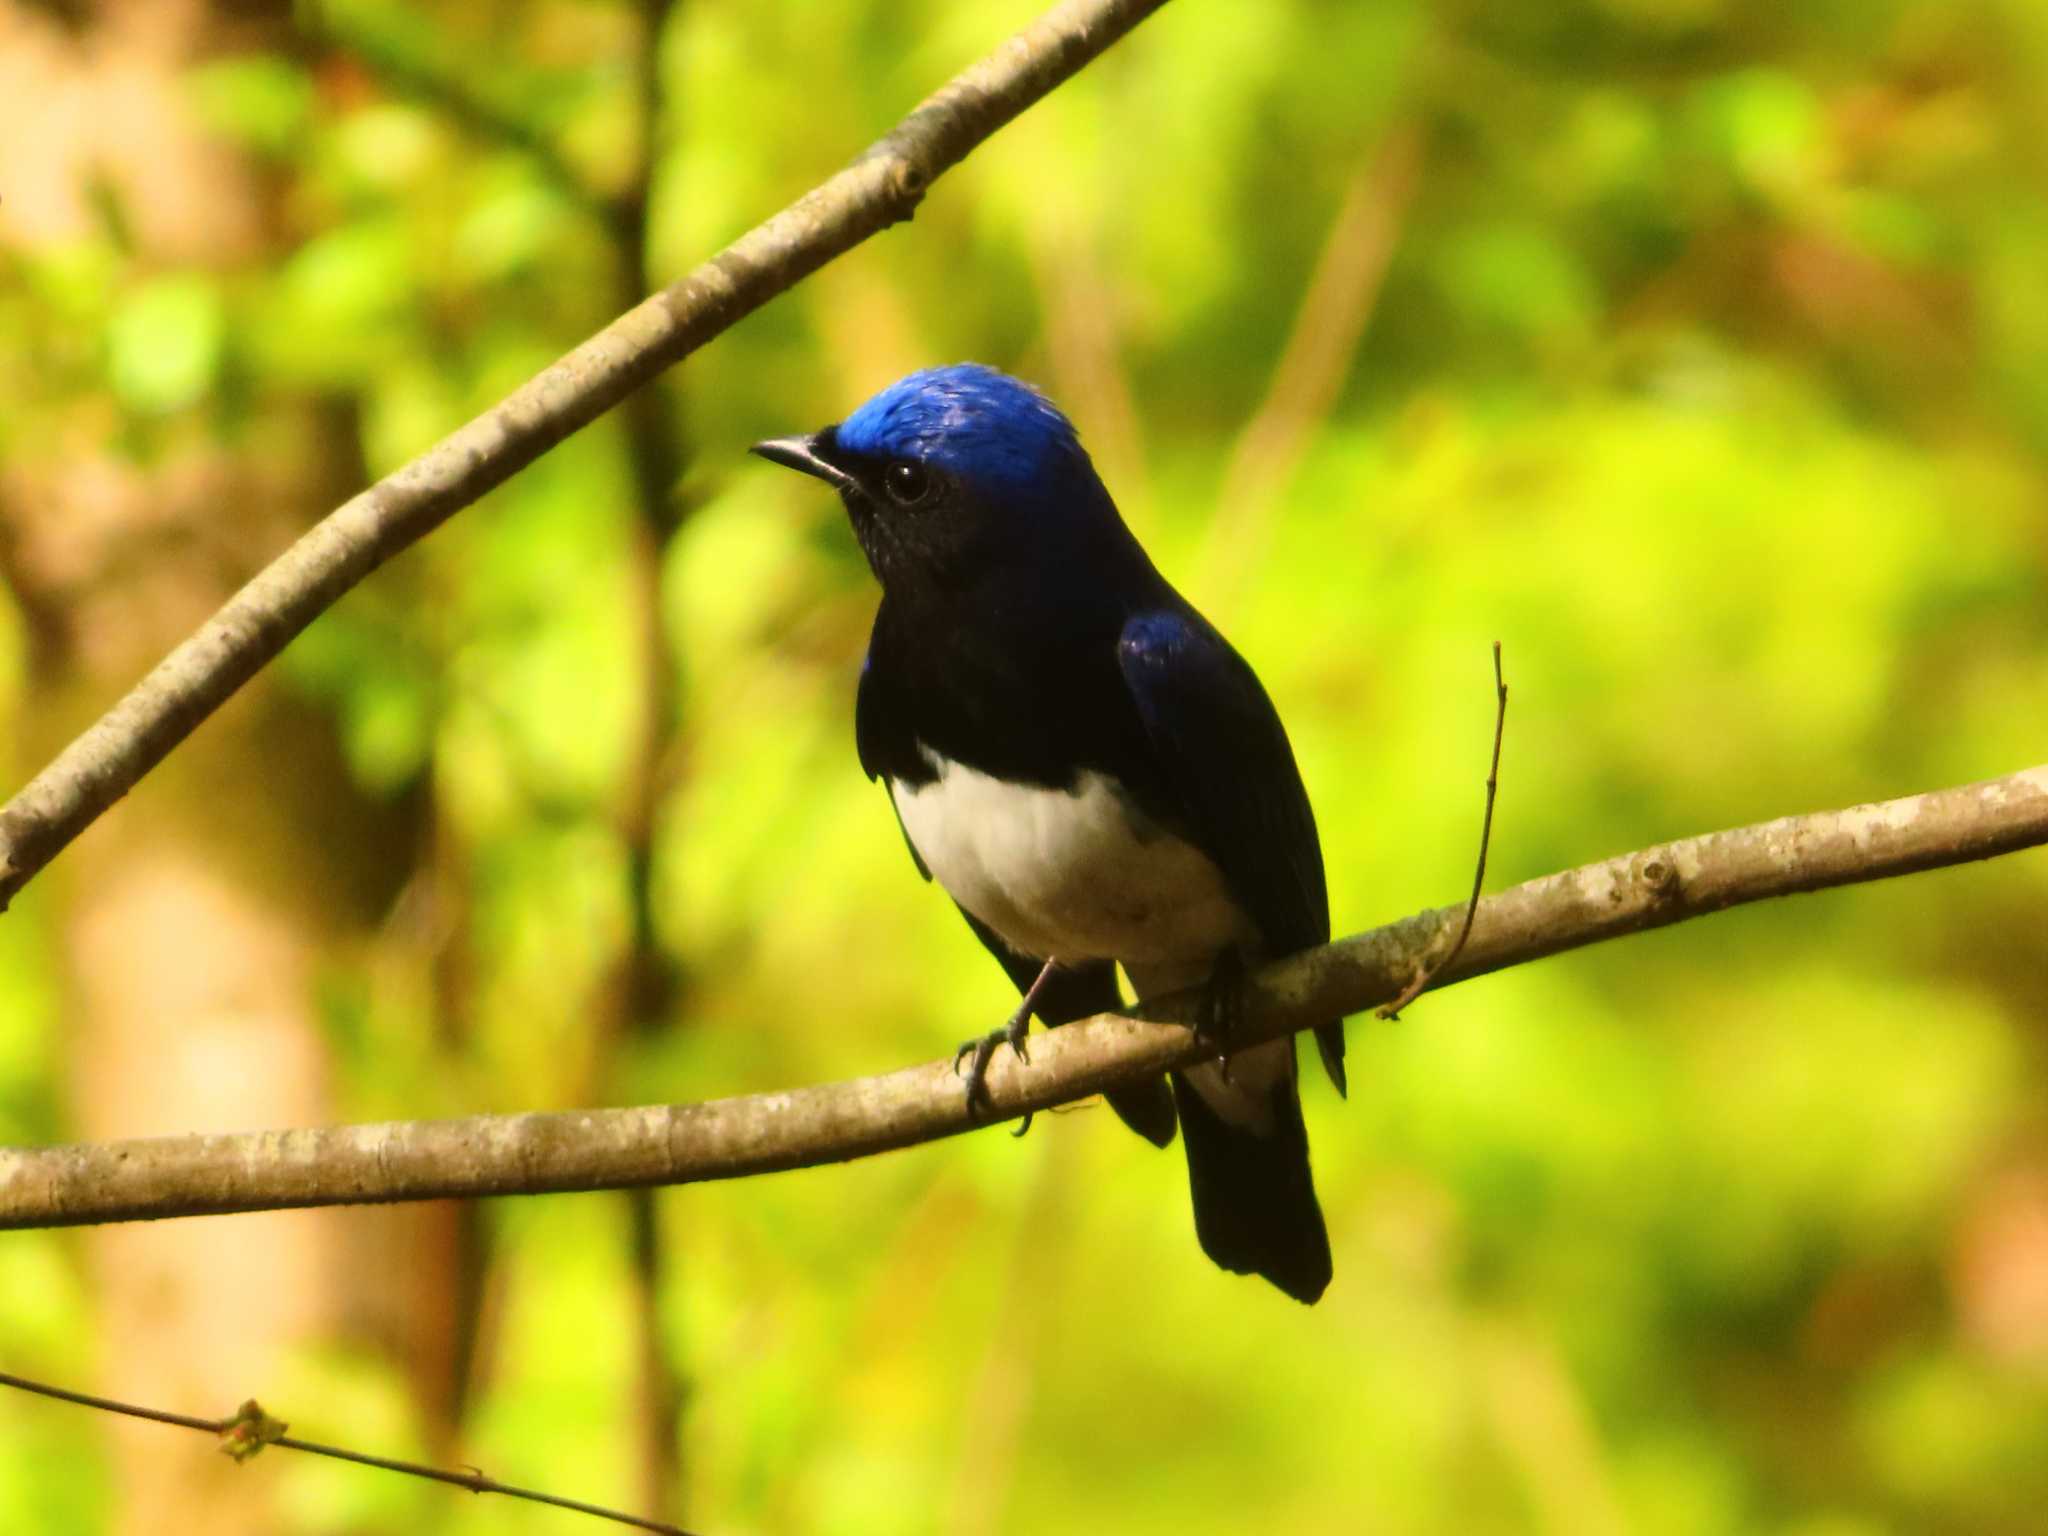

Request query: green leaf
[
  {"left": 106, "top": 274, "right": 224, "bottom": 414},
  {"left": 187, "top": 55, "right": 315, "bottom": 157}
]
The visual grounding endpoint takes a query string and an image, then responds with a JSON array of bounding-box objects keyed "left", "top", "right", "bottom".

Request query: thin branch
[
  {"left": 1379, "top": 640, "right": 1508, "bottom": 1019},
  {"left": 3, "top": 765, "right": 2044, "bottom": 1230},
  {"left": 0, "top": 1371, "right": 697, "bottom": 1535},
  {"left": 0, "top": 0, "right": 1175, "bottom": 912}
]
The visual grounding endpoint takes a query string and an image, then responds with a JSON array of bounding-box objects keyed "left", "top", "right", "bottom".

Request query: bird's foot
[
  {"left": 953, "top": 998, "right": 1034, "bottom": 1133},
  {"left": 1194, "top": 950, "right": 1247, "bottom": 1072}
]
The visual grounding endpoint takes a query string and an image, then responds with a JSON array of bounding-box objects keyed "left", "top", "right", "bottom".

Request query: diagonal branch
[
  {"left": 3, "top": 765, "right": 2043, "bottom": 1230},
  {"left": 0, "top": 1372, "right": 696, "bottom": 1535},
  {"left": 0, "top": 0, "right": 1175, "bottom": 911}
]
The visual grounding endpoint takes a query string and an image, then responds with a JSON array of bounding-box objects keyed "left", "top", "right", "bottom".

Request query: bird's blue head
[
  {"left": 835, "top": 364, "right": 1090, "bottom": 492},
  {"left": 751, "top": 364, "right": 1133, "bottom": 592}
]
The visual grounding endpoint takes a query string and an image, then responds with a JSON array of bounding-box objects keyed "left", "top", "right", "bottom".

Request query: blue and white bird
[{"left": 753, "top": 364, "right": 1342, "bottom": 1304}]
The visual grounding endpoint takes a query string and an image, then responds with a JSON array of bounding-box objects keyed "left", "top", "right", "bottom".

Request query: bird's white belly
[{"left": 889, "top": 754, "right": 1253, "bottom": 970}]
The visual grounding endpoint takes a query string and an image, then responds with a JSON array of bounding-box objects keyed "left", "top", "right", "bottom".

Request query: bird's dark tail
[{"left": 1171, "top": 1051, "right": 1331, "bottom": 1305}]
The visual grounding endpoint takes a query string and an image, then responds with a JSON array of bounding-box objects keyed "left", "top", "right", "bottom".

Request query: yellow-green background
[{"left": 2, "top": 0, "right": 2045, "bottom": 1532}]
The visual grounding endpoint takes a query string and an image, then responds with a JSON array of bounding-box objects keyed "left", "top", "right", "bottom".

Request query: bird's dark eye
[{"left": 882, "top": 460, "right": 932, "bottom": 506}]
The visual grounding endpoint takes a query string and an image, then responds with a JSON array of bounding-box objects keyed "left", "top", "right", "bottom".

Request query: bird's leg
[
  {"left": 954, "top": 957, "right": 1060, "bottom": 1124},
  {"left": 1194, "top": 949, "right": 1248, "bottom": 1078}
]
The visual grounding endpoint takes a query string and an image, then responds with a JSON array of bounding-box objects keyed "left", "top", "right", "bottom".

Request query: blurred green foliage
[{"left": 2, "top": 0, "right": 2047, "bottom": 1532}]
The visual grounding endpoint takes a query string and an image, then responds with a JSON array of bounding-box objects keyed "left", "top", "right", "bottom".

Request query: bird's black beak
[{"left": 749, "top": 431, "right": 857, "bottom": 493}]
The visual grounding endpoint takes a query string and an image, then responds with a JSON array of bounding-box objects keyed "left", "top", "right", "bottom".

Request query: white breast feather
[
  {"left": 889, "top": 747, "right": 1288, "bottom": 1133},
  {"left": 889, "top": 751, "right": 1253, "bottom": 974}
]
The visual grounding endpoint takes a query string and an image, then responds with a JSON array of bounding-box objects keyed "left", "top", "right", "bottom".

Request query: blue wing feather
[{"left": 1117, "top": 609, "right": 1346, "bottom": 1093}]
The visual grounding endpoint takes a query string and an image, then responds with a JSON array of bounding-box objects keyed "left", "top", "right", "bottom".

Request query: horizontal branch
[
  {"left": 0, "top": 0, "right": 1172, "bottom": 911},
  {"left": 4, "top": 765, "right": 2042, "bottom": 1230}
]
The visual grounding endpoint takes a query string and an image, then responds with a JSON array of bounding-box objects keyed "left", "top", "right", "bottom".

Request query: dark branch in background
[
  {"left": 4, "top": 765, "right": 2043, "bottom": 1229},
  {"left": 0, "top": 1371, "right": 697, "bottom": 1536},
  {"left": 0, "top": 0, "right": 1175, "bottom": 911},
  {"left": 350, "top": 0, "right": 700, "bottom": 1507},
  {"left": 607, "top": 0, "right": 690, "bottom": 1517},
  {"left": 337, "top": 0, "right": 698, "bottom": 1510}
]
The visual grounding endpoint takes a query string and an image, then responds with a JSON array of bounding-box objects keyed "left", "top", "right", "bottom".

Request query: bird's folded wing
[{"left": 1116, "top": 608, "right": 1346, "bottom": 1094}]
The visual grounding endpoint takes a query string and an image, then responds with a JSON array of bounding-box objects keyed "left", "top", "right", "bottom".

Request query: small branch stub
[{"left": 218, "top": 1400, "right": 288, "bottom": 1464}]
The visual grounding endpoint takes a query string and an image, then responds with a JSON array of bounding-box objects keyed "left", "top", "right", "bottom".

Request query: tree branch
[
  {"left": 4, "top": 765, "right": 2042, "bottom": 1230},
  {"left": 0, "top": 0, "right": 1174, "bottom": 911}
]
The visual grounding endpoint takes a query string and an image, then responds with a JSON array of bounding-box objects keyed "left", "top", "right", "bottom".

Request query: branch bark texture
[
  {"left": 0, "top": 0, "right": 1172, "bottom": 910},
  {"left": 5, "top": 765, "right": 2042, "bottom": 1230}
]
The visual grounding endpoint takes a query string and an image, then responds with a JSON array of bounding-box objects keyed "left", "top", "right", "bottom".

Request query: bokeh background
[{"left": 2, "top": 0, "right": 2046, "bottom": 1532}]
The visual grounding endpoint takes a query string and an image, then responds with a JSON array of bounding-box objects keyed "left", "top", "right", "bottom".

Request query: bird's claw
[
  {"left": 1194, "top": 950, "right": 1247, "bottom": 1066},
  {"left": 953, "top": 1003, "right": 1034, "bottom": 1123}
]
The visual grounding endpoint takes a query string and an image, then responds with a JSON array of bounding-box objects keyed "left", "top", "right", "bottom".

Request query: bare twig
[
  {"left": 1379, "top": 640, "right": 1508, "bottom": 1019},
  {"left": 0, "top": 0, "right": 1175, "bottom": 912},
  {"left": 3, "top": 765, "right": 2043, "bottom": 1230},
  {"left": 0, "top": 1370, "right": 697, "bottom": 1535}
]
